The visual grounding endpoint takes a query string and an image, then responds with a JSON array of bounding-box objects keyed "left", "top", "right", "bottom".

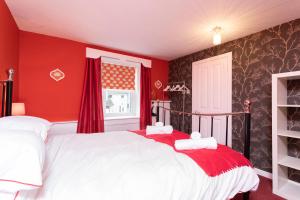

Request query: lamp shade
[{"left": 12, "top": 103, "right": 25, "bottom": 116}]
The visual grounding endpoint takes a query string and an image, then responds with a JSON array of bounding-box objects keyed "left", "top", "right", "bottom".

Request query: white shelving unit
[
  {"left": 277, "top": 104, "right": 300, "bottom": 108},
  {"left": 272, "top": 71, "right": 300, "bottom": 200}
]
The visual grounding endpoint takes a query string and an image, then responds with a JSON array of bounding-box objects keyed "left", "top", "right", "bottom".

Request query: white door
[{"left": 192, "top": 52, "right": 232, "bottom": 146}]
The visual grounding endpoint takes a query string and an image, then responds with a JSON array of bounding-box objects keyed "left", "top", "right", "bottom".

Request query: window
[
  {"left": 103, "top": 89, "right": 137, "bottom": 117},
  {"left": 101, "top": 58, "right": 140, "bottom": 119}
]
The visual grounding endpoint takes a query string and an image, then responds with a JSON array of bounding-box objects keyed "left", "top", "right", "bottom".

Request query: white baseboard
[{"left": 254, "top": 168, "right": 272, "bottom": 179}]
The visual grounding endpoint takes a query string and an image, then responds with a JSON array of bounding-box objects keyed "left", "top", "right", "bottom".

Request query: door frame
[{"left": 192, "top": 52, "right": 232, "bottom": 146}]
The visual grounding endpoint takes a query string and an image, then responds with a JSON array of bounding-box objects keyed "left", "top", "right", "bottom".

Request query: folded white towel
[
  {"left": 175, "top": 137, "right": 217, "bottom": 150},
  {"left": 190, "top": 131, "right": 202, "bottom": 140},
  {"left": 155, "top": 122, "right": 164, "bottom": 127},
  {"left": 146, "top": 125, "right": 173, "bottom": 135}
]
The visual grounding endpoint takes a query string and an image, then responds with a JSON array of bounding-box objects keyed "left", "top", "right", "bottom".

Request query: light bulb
[{"left": 212, "top": 26, "right": 222, "bottom": 45}]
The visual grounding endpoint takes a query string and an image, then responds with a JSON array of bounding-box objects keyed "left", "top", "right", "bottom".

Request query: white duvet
[{"left": 16, "top": 131, "right": 259, "bottom": 200}]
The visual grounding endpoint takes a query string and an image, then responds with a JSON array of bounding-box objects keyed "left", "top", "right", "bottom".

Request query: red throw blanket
[{"left": 130, "top": 130, "right": 252, "bottom": 177}]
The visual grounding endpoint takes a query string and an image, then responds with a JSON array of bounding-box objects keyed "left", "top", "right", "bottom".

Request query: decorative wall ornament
[
  {"left": 154, "top": 80, "right": 162, "bottom": 89},
  {"left": 50, "top": 68, "right": 65, "bottom": 82}
]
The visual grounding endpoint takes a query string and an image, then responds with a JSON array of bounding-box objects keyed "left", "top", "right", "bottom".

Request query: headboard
[{"left": 0, "top": 68, "right": 14, "bottom": 117}]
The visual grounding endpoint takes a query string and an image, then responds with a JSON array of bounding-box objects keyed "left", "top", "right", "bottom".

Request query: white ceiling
[{"left": 5, "top": 0, "right": 300, "bottom": 60}]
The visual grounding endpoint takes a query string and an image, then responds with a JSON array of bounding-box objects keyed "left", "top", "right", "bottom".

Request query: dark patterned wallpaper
[{"left": 169, "top": 18, "right": 300, "bottom": 176}]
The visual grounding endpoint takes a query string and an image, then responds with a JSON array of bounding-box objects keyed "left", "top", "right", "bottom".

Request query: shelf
[
  {"left": 278, "top": 156, "right": 300, "bottom": 171},
  {"left": 272, "top": 72, "right": 300, "bottom": 200},
  {"left": 273, "top": 71, "right": 300, "bottom": 80},
  {"left": 277, "top": 180, "right": 300, "bottom": 200},
  {"left": 277, "top": 104, "right": 300, "bottom": 108},
  {"left": 278, "top": 130, "right": 300, "bottom": 139}
]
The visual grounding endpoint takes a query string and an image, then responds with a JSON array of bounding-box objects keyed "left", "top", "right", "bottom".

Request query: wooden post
[
  {"left": 243, "top": 99, "right": 251, "bottom": 160},
  {"left": 156, "top": 101, "right": 160, "bottom": 122},
  {"left": 1, "top": 82, "right": 6, "bottom": 117},
  {"left": 225, "top": 115, "right": 229, "bottom": 146},
  {"left": 5, "top": 81, "right": 13, "bottom": 116},
  {"left": 243, "top": 99, "right": 251, "bottom": 200},
  {"left": 211, "top": 116, "right": 214, "bottom": 137},
  {"left": 163, "top": 109, "right": 166, "bottom": 125},
  {"left": 198, "top": 116, "right": 201, "bottom": 133}
]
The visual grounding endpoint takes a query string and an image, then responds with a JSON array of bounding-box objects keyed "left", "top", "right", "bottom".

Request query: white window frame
[{"left": 101, "top": 57, "right": 140, "bottom": 120}]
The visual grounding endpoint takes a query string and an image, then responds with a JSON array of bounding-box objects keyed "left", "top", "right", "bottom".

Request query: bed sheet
[{"left": 16, "top": 131, "right": 259, "bottom": 200}]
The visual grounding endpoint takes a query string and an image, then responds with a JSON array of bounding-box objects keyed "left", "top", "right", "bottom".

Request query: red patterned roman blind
[{"left": 101, "top": 63, "right": 136, "bottom": 90}]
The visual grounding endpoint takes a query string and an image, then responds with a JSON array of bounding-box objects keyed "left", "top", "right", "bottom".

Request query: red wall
[
  {"left": 151, "top": 59, "right": 169, "bottom": 100},
  {"left": 19, "top": 31, "right": 168, "bottom": 121},
  {"left": 0, "top": 0, "right": 19, "bottom": 100}
]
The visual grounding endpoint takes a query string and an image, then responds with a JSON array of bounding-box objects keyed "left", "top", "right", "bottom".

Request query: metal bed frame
[
  {"left": 154, "top": 99, "right": 251, "bottom": 200},
  {"left": 0, "top": 68, "right": 14, "bottom": 117}
]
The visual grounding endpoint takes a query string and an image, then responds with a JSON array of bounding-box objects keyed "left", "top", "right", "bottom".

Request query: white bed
[{"left": 15, "top": 130, "right": 259, "bottom": 200}]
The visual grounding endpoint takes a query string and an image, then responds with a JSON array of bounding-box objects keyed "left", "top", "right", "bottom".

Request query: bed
[
  {"left": 13, "top": 130, "right": 258, "bottom": 200},
  {"left": 0, "top": 69, "right": 259, "bottom": 200}
]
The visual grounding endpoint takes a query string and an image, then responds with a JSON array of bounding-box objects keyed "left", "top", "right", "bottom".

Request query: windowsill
[
  {"left": 104, "top": 116, "right": 140, "bottom": 121},
  {"left": 151, "top": 100, "right": 171, "bottom": 103}
]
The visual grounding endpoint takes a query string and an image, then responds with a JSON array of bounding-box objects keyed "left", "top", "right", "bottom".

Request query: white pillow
[
  {"left": 0, "top": 191, "right": 17, "bottom": 200},
  {"left": 0, "top": 116, "right": 51, "bottom": 141},
  {"left": 0, "top": 129, "right": 45, "bottom": 193}
]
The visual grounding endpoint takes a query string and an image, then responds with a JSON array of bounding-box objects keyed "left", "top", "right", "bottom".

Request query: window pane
[{"left": 105, "top": 91, "right": 131, "bottom": 114}]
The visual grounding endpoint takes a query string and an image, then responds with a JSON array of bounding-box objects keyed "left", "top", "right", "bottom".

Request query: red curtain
[
  {"left": 77, "top": 58, "right": 104, "bottom": 133},
  {"left": 140, "top": 64, "right": 152, "bottom": 129}
]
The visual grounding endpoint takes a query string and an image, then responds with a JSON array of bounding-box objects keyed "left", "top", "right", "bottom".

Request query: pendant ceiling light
[{"left": 212, "top": 26, "right": 222, "bottom": 45}]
